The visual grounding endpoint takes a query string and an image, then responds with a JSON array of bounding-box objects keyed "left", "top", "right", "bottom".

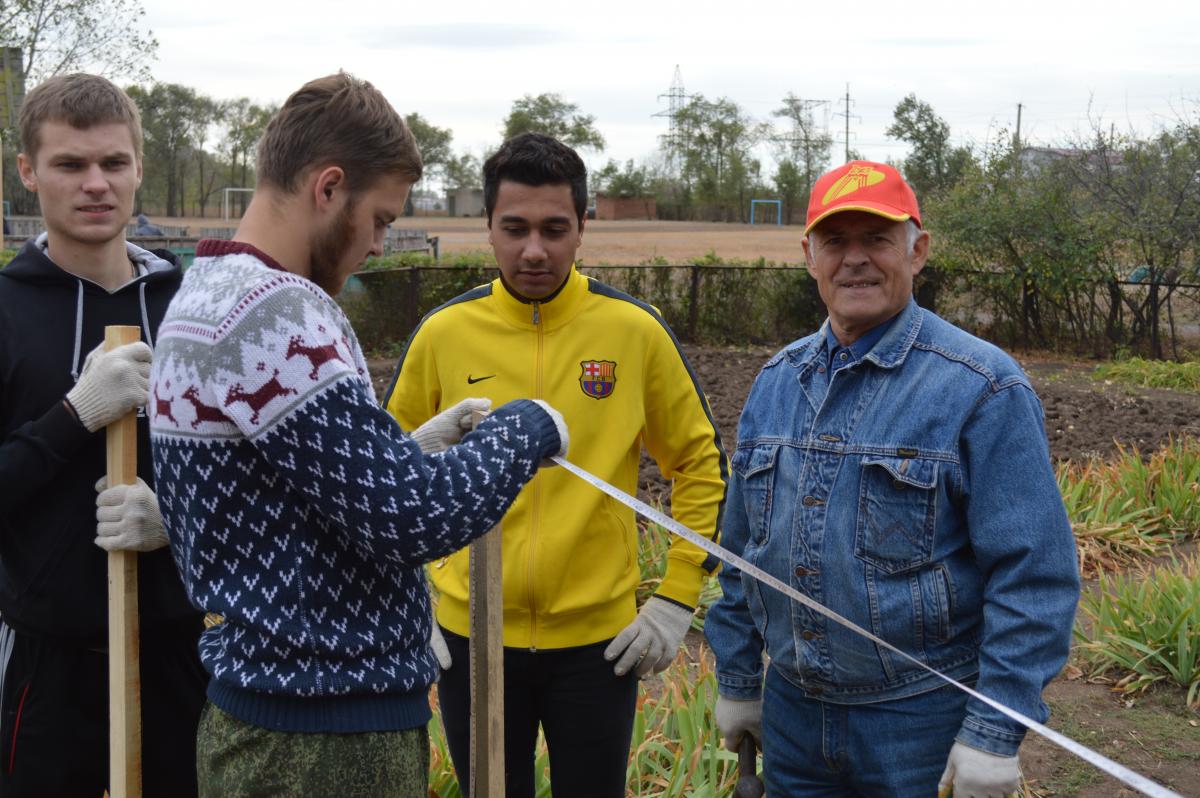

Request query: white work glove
[
  {"left": 429, "top": 622, "right": 452, "bottom": 671},
  {"left": 604, "top": 595, "right": 692, "bottom": 677},
  {"left": 938, "top": 741, "right": 1021, "bottom": 798},
  {"left": 94, "top": 477, "right": 168, "bottom": 552},
  {"left": 715, "top": 695, "right": 763, "bottom": 752},
  {"left": 66, "top": 341, "right": 152, "bottom": 432},
  {"left": 530, "top": 399, "right": 569, "bottom": 465},
  {"left": 411, "top": 398, "right": 493, "bottom": 454}
]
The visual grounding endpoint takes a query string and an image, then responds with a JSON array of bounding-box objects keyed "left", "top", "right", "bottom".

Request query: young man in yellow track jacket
[{"left": 384, "top": 132, "right": 727, "bottom": 797}]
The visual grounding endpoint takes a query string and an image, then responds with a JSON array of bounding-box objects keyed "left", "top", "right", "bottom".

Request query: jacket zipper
[{"left": 527, "top": 301, "right": 543, "bottom": 651}]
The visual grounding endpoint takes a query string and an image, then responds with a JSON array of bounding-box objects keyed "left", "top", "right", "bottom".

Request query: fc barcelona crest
[{"left": 579, "top": 360, "right": 617, "bottom": 399}]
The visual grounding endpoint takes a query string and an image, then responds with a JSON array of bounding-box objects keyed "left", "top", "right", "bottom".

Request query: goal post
[
  {"left": 221, "top": 187, "right": 255, "bottom": 220},
  {"left": 749, "top": 199, "right": 782, "bottom": 226}
]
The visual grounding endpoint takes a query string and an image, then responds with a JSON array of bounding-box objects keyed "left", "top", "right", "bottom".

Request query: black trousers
[
  {"left": 0, "top": 619, "right": 208, "bottom": 798},
  {"left": 438, "top": 627, "right": 638, "bottom": 798}
]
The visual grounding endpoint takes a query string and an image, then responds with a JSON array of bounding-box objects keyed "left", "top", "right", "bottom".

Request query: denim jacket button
[
  {"left": 801, "top": 630, "right": 820, "bottom": 640},
  {"left": 892, "top": 479, "right": 906, "bottom": 490},
  {"left": 794, "top": 565, "right": 816, "bottom": 577},
  {"left": 802, "top": 495, "right": 817, "bottom": 506}
]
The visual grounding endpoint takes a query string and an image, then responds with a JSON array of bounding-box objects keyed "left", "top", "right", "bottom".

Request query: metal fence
[
  {"left": 339, "top": 262, "right": 1200, "bottom": 358},
  {"left": 340, "top": 263, "right": 827, "bottom": 352}
]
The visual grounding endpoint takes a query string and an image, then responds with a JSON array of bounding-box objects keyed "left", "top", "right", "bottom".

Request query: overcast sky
[{"left": 142, "top": 0, "right": 1200, "bottom": 176}]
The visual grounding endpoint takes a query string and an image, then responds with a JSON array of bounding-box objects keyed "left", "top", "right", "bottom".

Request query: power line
[
  {"left": 652, "top": 65, "right": 690, "bottom": 173},
  {"left": 833, "top": 83, "right": 861, "bottom": 162}
]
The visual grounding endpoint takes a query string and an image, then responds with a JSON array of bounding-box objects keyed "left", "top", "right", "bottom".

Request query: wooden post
[
  {"left": 687, "top": 264, "right": 701, "bottom": 343},
  {"left": 106, "top": 325, "right": 142, "bottom": 798},
  {"left": 468, "top": 410, "right": 504, "bottom": 798}
]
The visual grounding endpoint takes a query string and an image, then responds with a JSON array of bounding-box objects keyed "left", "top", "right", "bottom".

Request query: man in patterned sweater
[{"left": 149, "top": 73, "right": 568, "bottom": 798}]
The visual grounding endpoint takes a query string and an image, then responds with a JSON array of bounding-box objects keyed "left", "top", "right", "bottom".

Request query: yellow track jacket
[{"left": 384, "top": 266, "right": 728, "bottom": 650}]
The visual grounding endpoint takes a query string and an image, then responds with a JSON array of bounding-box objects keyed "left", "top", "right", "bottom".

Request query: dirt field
[
  {"left": 368, "top": 348, "right": 1200, "bottom": 797},
  {"left": 403, "top": 217, "right": 810, "bottom": 265},
  {"left": 159, "top": 215, "right": 810, "bottom": 265}
]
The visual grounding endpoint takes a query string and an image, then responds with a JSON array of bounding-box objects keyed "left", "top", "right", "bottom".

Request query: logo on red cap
[
  {"left": 822, "top": 165, "right": 887, "bottom": 206},
  {"left": 805, "top": 160, "right": 921, "bottom": 235}
]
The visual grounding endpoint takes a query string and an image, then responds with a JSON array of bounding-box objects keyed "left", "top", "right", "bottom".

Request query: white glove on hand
[
  {"left": 604, "top": 596, "right": 692, "bottom": 677},
  {"left": 938, "top": 741, "right": 1021, "bottom": 798},
  {"left": 66, "top": 341, "right": 152, "bottom": 432},
  {"left": 429, "top": 622, "right": 452, "bottom": 670},
  {"left": 530, "top": 399, "right": 569, "bottom": 466},
  {"left": 715, "top": 695, "right": 763, "bottom": 752},
  {"left": 411, "top": 398, "right": 492, "bottom": 454},
  {"left": 94, "top": 477, "right": 168, "bottom": 552}
]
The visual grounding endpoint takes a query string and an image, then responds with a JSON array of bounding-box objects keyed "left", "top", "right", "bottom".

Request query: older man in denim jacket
[{"left": 705, "top": 161, "right": 1079, "bottom": 797}]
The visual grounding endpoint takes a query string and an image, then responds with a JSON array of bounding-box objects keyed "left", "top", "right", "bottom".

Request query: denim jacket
[{"left": 705, "top": 300, "right": 1079, "bottom": 756}]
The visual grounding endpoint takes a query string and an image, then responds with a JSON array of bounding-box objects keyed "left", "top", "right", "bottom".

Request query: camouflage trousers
[{"left": 195, "top": 701, "right": 429, "bottom": 798}]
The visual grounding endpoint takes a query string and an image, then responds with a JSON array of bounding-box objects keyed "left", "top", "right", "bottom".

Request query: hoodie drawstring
[
  {"left": 70, "top": 280, "right": 84, "bottom": 383},
  {"left": 139, "top": 282, "right": 153, "bottom": 349},
  {"left": 70, "top": 277, "right": 154, "bottom": 384}
]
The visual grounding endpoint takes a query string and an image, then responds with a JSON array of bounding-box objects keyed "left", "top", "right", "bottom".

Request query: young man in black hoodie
[{"left": 0, "top": 73, "right": 206, "bottom": 797}]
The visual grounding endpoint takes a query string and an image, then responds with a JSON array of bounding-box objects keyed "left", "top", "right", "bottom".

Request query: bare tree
[{"left": 1, "top": 0, "right": 158, "bottom": 82}]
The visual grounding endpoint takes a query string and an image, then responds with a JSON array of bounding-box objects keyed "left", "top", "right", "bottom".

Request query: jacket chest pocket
[
  {"left": 732, "top": 445, "right": 779, "bottom": 543},
  {"left": 855, "top": 456, "right": 938, "bottom": 573}
]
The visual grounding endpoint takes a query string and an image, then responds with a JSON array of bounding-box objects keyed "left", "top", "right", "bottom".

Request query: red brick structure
[{"left": 595, "top": 194, "right": 657, "bottom": 221}]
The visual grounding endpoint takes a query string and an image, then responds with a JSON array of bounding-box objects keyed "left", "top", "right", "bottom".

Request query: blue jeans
[{"left": 763, "top": 665, "right": 967, "bottom": 797}]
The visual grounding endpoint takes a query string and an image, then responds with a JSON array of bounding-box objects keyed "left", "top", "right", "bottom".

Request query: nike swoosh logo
[{"left": 467, "top": 374, "right": 496, "bottom": 384}]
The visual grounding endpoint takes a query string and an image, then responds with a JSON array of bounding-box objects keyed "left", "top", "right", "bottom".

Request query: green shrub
[
  {"left": 1094, "top": 357, "right": 1200, "bottom": 393},
  {"left": 1075, "top": 554, "right": 1200, "bottom": 708}
]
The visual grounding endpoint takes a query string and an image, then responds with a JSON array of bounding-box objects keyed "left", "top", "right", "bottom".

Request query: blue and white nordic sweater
[{"left": 150, "top": 240, "right": 559, "bottom": 733}]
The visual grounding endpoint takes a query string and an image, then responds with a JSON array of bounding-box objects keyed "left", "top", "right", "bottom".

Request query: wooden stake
[
  {"left": 106, "top": 325, "right": 142, "bottom": 798},
  {"left": 468, "top": 410, "right": 504, "bottom": 798}
]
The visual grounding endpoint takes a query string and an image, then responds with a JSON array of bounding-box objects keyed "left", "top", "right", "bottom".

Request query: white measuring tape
[{"left": 550, "top": 455, "right": 1184, "bottom": 798}]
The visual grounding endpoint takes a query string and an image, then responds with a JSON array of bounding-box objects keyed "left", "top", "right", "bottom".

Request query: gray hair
[{"left": 906, "top": 219, "right": 924, "bottom": 254}]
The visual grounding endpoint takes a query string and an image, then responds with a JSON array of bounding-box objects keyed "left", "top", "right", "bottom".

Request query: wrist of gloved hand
[
  {"left": 603, "top": 595, "right": 693, "bottom": 678},
  {"left": 530, "top": 399, "right": 569, "bottom": 466},
  {"left": 429, "top": 622, "right": 452, "bottom": 671},
  {"left": 938, "top": 740, "right": 1021, "bottom": 798},
  {"left": 411, "top": 398, "right": 492, "bottom": 454},
  {"left": 95, "top": 476, "right": 168, "bottom": 553},
  {"left": 67, "top": 341, "right": 152, "bottom": 432},
  {"left": 715, "top": 695, "right": 763, "bottom": 752}
]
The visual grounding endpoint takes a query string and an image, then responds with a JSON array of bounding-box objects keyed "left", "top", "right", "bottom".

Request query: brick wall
[{"left": 595, "top": 194, "right": 657, "bottom": 220}]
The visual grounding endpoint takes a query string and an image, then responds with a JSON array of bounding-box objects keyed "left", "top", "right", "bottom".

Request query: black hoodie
[{"left": 0, "top": 237, "right": 201, "bottom": 644}]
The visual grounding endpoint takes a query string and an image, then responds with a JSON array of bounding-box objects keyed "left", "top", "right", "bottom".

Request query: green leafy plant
[
  {"left": 1057, "top": 438, "right": 1200, "bottom": 576},
  {"left": 1094, "top": 357, "right": 1200, "bottom": 393},
  {"left": 1075, "top": 554, "right": 1200, "bottom": 708}
]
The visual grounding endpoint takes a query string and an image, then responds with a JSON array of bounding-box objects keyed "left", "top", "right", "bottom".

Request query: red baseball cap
[{"left": 804, "top": 160, "right": 921, "bottom": 235}]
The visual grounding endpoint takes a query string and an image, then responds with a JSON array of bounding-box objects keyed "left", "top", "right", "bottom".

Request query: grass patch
[
  {"left": 1093, "top": 357, "right": 1200, "bottom": 393},
  {"left": 1058, "top": 438, "right": 1200, "bottom": 576},
  {"left": 1075, "top": 553, "right": 1200, "bottom": 708},
  {"left": 428, "top": 654, "right": 743, "bottom": 797}
]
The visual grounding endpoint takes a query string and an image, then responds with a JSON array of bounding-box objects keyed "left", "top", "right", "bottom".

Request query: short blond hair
[{"left": 19, "top": 73, "right": 143, "bottom": 161}]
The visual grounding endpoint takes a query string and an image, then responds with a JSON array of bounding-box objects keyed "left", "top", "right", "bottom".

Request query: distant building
[
  {"left": 447, "top": 188, "right": 485, "bottom": 217},
  {"left": 1019, "top": 145, "right": 1122, "bottom": 173},
  {"left": 412, "top": 195, "right": 443, "bottom": 213},
  {"left": 595, "top": 193, "right": 657, "bottom": 221}
]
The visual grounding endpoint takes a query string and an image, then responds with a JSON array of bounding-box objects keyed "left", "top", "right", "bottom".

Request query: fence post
[
  {"left": 406, "top": 266, "right": 421, "bottom": 335},
  {"left": 687, "top": 264, "right": 701, "bottom": 343}
]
